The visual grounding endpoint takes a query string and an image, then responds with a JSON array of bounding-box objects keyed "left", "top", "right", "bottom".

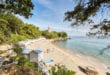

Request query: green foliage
[
  {"left": 0, "top": 19, "right": 8, "bottom": 31},
  {"left": 20, "top": 23, "right": 41, "bottom": 39},
  {"left": 87, "top": 19, "right": 110, "bottom": 37},
  {"left": 43, "top": 32, "right": 58, "bottom": 39},
  {"left": 65, "top": 0, "right": 110, "bottom": 24},
  {"left": 17, "top": 55, "right": 36, "bottom": 70},
  {"left": 0, "top": 18, "right": 10, "bottom": 43},
  {"left": 0, "top": 0, "right": 34, "bottom": 18},
  {"left": 42, "top": 30, "right": 67, "bottom": 39},
  {"left": 58, "top": 32, "right": 67, "bottom": 38},
  {"left": 50, "top": 65, "right": 76, "bottom": 75},
  {"left": 0, "top": 31, "right": 6, "bottom": 43},
  {"left": 13, "top": 44, "right": 22, "bottom": 56},
  {"left": 13, "top": 44, "right": 36, "bottom": 70},
  {"left": 0, "top": 14, "right": 67, "bottom": 44},
  {"left": 17, "top": 56, "right": 27, "bottom": 67},
  {"left": 4, "top": 14, "right": 23, "bottom": 34},
  {"left": 25, "top": 61, "right": 36, "bottom": 70},
  {"left": 0, "top": 14, "right": 41, "bottom": 44},
  {"left": 64, "top": 0, "right": 110, "bottom": 37},
  {"left": 11, "top": 34, "right": 27, "bottom": 43}
]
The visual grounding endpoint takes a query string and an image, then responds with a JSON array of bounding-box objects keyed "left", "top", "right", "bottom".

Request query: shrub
[{"left": 50, "top": 65, "right": 76, "bottom": 75}]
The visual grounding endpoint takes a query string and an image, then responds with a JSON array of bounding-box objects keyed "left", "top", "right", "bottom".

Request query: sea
[{"left": 56, "top": 36, "right": 110, "bottom": 65}]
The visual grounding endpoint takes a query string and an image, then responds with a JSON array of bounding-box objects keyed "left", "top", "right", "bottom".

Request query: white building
[
  {"left": 48, "top": 25, "right": 51, "bottom": 32},
  {"left": 30, "top": 49, "right": 43, "bottom": 63}
]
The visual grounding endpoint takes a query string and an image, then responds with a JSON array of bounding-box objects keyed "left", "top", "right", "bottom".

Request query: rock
[
  {"left": 106, "top": 72, "right": 110, "bottom": 75},
  {"left": 78, "top": 66, "right": 99, "bottom": 75}
]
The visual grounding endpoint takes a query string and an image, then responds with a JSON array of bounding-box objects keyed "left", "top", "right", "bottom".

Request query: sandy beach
[{"left": 25, "top": 38, "right": 109, "bottom": 75}]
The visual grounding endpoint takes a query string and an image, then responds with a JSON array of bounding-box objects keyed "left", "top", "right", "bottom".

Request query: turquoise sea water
[{"left": 56, "top": 36, "right": 110, "bottom": 65}]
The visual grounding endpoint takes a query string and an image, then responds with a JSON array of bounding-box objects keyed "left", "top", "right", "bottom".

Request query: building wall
[
  {"left": 29, "top": 51, "right": 43, "bottom": 63},
  {"left": 38, "top": 53, "right": 43, "bottom": 62},
  {"left": 30, "top": 52, "right": 38, "bottom": 62}
]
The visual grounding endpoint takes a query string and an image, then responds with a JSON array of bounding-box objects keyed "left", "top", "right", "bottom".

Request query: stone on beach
[{"left": 78, "top": 66, "right": 98, "bottom": 75}]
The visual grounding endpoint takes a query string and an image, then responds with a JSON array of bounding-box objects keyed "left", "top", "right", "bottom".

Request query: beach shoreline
[
  {"left": 53, "top": 40, "right": 110, "bottom": 65},
  {"left": 50, "top": 40, "right": 110, "bottom": 75},
  {"left": 25, "top": 38, "right": 109, "bottom": 75}
]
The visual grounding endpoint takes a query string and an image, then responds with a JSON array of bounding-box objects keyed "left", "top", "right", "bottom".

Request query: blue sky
[{"left": 19, "top": 0, "right": 90, "bottom": 36}]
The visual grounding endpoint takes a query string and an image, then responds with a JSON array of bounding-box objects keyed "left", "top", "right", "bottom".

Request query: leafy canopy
[
  {"left": 65, "top": 0, "right": 110, "bottom": 37},
  {"left": 0, "top": 0, "right": 34, "bottom": 18},
  {"left": 65, "top": 0, "right": 110, "bottom": 24},
  {"left": 0, "top": 14, "right": 68, "bottom": 44}
]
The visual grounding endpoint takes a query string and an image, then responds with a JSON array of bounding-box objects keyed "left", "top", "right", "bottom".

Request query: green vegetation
[
  {"left": 0, "top": 14, "right": 67, "bottom": 44},
  {"left": 0, "top": 0, "right": 34, "bottom": 18},
  {"left": 13, "top": 44, "right": 35, "bottom": 70},
  {"left": 65, "top": 0, "right": 110, "bottom": 37},
  {"left": 12, "top": 44, "right": 76, "bottom": 75},
  {"left": 42, "top": 30, "right": 67, "bottom": 39},
  {"left": 65, "top": 0, "right": 110, "bottom": 24},
  {"left": 17, "top": 56, "right": 36, "bottom": 70},
  {"left": 64, "top": 0, "right": 110, "bottom": 53},
  {"left": 50, "top": 65, "right": 76, "bottom": 75},
  {"left": 13, "top": 44, "right": 22, "bottom": 56},
  {"left": 13, "top": 44, "right": 37, "bottom": 74},
  {"left": 0, "top": 1, "right": 74, "bottom": 75}
]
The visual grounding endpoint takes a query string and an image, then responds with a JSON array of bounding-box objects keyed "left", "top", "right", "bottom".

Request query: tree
[
  {"left": 0, "top": 32, "right": 5, "bottom": 43},
  {"left": 87, "top": 19, "right": 110, "bottom": 37},
  {"left": 64, "top": 0, "right": 110, "bottom": 54},
  {"left": 0, "top": 18, "right": 10, "bottom": 43},
  {"left": 13, "top": 44, "right": 22, "bottom": 56},
  {"left": 42, "top": 30, "right": 68, "bottom": 39},
  {"left": 20, "top": 23, "right": 41, "bottom": 39},
  {"left": 0, "top": 13, "right": 67, "bottom": 44},
  {"left": 0, "top": 14, "right": 43, "bottom": 43},
  {"left": 17, "top": 56, "right": 27, "bottom": 67},
  {"left": 65, "top": 0, "right": 110, "bottom": 36},
  {"left": 58, "top": 32, "right": 67, "bottom": 38},
  {"left": 0, "top": 0, "right": 34, "bottom": 18},
  {"left": 4, "top": 14, "right": 24, "bottom": 35}
]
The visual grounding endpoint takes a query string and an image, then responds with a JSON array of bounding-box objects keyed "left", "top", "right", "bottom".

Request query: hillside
[{"left": 0, "top": 14, "right": 67, "bottom": 44}]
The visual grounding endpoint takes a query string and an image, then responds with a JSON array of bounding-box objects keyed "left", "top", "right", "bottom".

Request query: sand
[{"left": 25, "top": 38, "right": 110, "bottom": 75}]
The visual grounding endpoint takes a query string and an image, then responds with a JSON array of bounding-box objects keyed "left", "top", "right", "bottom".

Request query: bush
[
  {"left": 50, "top": 65, "right": 76, "bottom": 75},
  {"left": 42, "top": 30, "right": 67, "bottom": 39},
  {"left": 58, "top": 32, "right": 67, "bottom": 38},
  {"left": 11, "top": 34, "right": 27, "bottom": 43},
  {"left": 13, "top": 44, "right": 22, "bottom": 56}
]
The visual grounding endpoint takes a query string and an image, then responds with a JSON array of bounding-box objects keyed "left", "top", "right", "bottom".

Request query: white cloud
[
  {"left": 36, "top": 0, "right": 53, "bottom": 10},
  {"left": 37, "top": 0, "right": 51, "bottom": 5}
]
